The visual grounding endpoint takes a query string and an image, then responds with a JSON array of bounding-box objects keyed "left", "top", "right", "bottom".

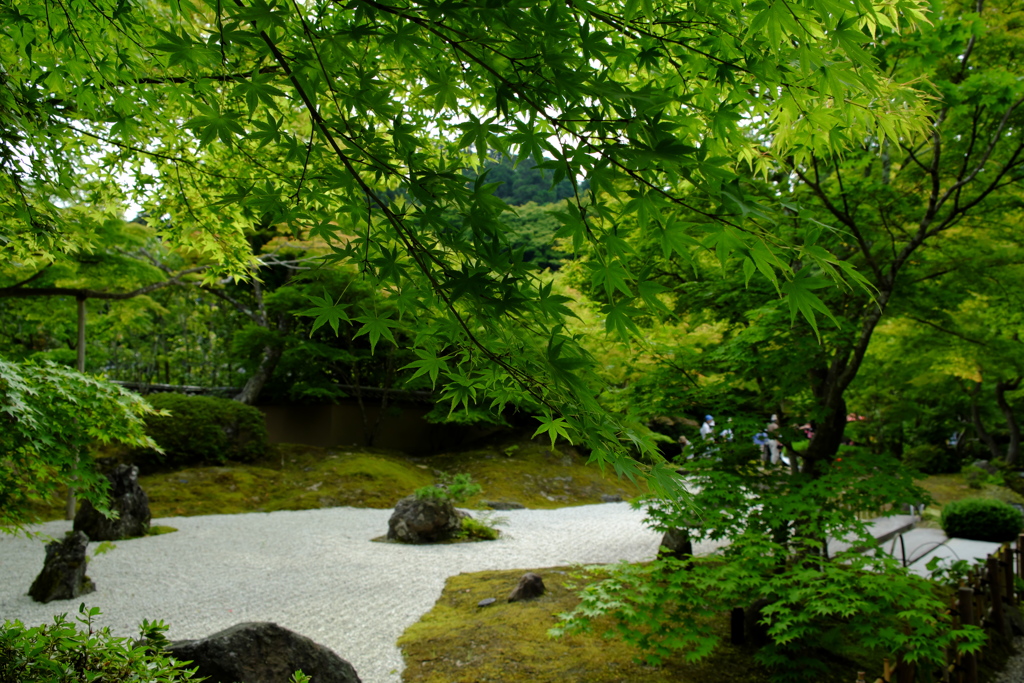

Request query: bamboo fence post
[
  {"left": 883, "top": 656, "right": 893, "bottom": 682},
  {"left": 959, "top": 586, "right": 979, "bottom": 683},
  {"left": 987, "top": 555, "right": 1008, "bottom": 638},
  {"left": 856, "top": 672, "right": 866, "bottom": 683}
]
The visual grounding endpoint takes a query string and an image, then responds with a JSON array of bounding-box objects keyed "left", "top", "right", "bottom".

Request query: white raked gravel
[{"left": 1, "top": 503, "right": 719, "bottom": 683}]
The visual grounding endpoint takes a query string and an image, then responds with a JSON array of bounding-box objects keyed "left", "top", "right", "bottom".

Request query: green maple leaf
[{"left": 303, "top": 289, "right": 349, "bottom": 335}]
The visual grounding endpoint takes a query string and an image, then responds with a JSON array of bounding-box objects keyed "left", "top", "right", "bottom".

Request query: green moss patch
[
  {"left": 138, "top": 446, "right": 433, "bottom": 518},
  {"left": 146, "top": 525, "right": 178, "bottom": 536},
  {"left": 421, "top": 438, "right": 646, "bottom": 510},
  {"left": 26, "top": 437, "right": 647, "bottom": 523},
  {"left": 399, "top": 566, "right": 768, "bottom": 683}
]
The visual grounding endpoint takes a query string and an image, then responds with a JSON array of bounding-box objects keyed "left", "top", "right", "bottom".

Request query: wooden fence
[{"left": 857, "top": 533, "right": 1024, "bottom": 683}]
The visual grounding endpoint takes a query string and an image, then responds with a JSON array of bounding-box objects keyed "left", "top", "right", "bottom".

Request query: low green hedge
[
  {"left": 134, "top": 393, "right": 268, "bottom": 470},
  {"left": 940, "top": 497, "right": 1023, "bottom": 543}
]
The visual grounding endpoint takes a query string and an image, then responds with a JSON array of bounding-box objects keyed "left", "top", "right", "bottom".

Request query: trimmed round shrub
[
  {"left": 940, "top": 497, "right": 1023, "bottom": 542},
  {"left": 134, "top": 393, "right": 268, "bottom": 470}
]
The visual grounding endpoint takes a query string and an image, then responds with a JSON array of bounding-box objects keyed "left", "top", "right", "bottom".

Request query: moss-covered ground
[
  {"left": 398, "top": 566, "right": 891, "bottom": 683},
  {"left": 28, "top": 436, "right": 645, "bottom": 522}
]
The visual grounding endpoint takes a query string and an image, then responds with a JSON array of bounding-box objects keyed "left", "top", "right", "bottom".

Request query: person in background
[
  {"left": 719, "top": 417, "right": 734, "bottom": 442},
  {"left": 700, "top": 415, "right": 716, "bottom": 441}
]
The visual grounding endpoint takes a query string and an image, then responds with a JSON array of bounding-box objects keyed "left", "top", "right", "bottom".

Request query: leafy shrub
[
  {"left": 0, "top": 605, "right": 199, "bottom": 683},
  {"left": 961, "top": 464, "right": 991, "bottom": 489},
  {"left": 134, "top": 393, "right": 268, "bottom": 470},
  {"left": 458, "top": 516, "right": 500, "bottom": 541},
  {"left": 902, "top": 443, "right": 961, "bottom": 474},
  {"left": 415, "top": 472, "right": 482, "bottom": 504},
  {"left": 0, "top": 605, "right": 311, "bottom": 683},
  {"left": 941, "top": 497, "right": 1023, "bottom": 542}
]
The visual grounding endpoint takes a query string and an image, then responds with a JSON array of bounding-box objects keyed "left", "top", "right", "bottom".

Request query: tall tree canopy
[
  {"left": 604, "top": 0, "right": 1024, "bottom": 473},
  {"left": 0, "top": 0, "right": 931, "bottom": 483}
]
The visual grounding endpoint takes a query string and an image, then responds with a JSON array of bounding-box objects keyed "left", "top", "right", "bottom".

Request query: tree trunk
[
  {"left": 234, "top": 314, "right": 292, "bottom": 405},
  {"left": 234, "top": 342, "right": 284, "bottom": 405},
  {"left": 801, "top": 364, "right": 849, "bottom": 478},
  {"left": 995, "top": 378, "right": 1022, "bottom": 467},
  {"left": 968, "top": 381, "right": 1001, "bottom": 461}
]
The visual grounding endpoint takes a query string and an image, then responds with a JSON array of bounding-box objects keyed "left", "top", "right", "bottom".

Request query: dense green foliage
[
  {"left": 414, "top": 472, "right": 482, "bottom": 505},
  {"left": 940, "top": 497, "right": 1024, "bottom": 542},
  {"left": 0, "top": 0, "right": 935, "bottom": 487},
  {"left": 483, "top": 155, "right": 582, "bottom": 207},
  {"left": 135, "top": 393, "right": 268, "bottom": 470},
  {"left": 0, "top": 606, "right": 199, "bottom": 683},
  {"left": 556, "top": 445, "right": 985, "bottom": 680},
  {"left": 0, "top": 359, "right": 159, "bottom": 531},
  {"left": 0, "top": 605, "right": 313, "bottom": 683},
  {"left": 901, "top": 443, "right": 962, "bottom": 475}
]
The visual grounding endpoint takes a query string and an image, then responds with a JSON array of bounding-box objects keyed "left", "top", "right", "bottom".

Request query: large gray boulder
[
  {"left": 74, "top": 464, "right": 151, "bottom": 540},
  {"left": 167, "top": 622, "right": 361, "bottom": 683},
  {"left": 29, "top": 530, "right": 96, "bottom": 603},
  {"left": 387, "top": 495, "right": 464, "bottom": 544}
]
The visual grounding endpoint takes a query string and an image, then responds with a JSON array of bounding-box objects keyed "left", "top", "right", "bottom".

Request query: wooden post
[
  {"left": 987, "top": 556, "right": 1008, "bottom": 638},
  {"left": 1002, "top": 545, "right": 1015, "bottom": 606},
  {"left": 1018, "top": 534, "right": 1024, "bottom": 585},
  {"left": 959, "top": 586, "right": 979, "bottom": 683},
  {"left": 856, "top": 671, "right": 866, "bottom": 683},
  {"left": 895, "top": 656, "right": 915, "bottom": 683},
  {"left": 883, "top": 656, "right": 892, "bottom": 682}
]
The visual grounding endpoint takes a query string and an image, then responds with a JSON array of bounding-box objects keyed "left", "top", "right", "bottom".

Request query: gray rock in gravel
[
  {"left": 387, "top": 495, "right": 464, "bottom": 544},
  {"left": 658, "top": 528, "right": 693, "bottom": 561},
  {"left": 508, "top": 572, "right": 545, "bottom": 602},
  {"left": 74, "top": 464, "right": 151, "bottom": 541},
  {"left": 167, "top": 622, "right": 361, "bottom": 683},
  {"left": 485, "top": 500, "right": 525, "bottom": 510},
  {"left": 29, "top": 530, "right": 96, "bottom": 603}
]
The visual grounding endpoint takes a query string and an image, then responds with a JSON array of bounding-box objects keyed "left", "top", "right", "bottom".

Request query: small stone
[
  {"left": 601, "top": 494, "right": 623, "bottom": 503},
  {"left": 508, "top": 573, "right": 545, "bottom": 602},
  {"left": 477, "top": 598, "right": 496, "bottom": 607}
]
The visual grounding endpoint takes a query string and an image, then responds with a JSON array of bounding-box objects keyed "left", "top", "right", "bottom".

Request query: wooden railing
[{"left": 857, "top": 534, "right": 1023, "bottom": 683}]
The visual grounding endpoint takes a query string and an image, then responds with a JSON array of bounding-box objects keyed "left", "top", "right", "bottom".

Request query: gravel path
[{"left": 0, "top": 503, "right": 714, "bottom": 683}]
